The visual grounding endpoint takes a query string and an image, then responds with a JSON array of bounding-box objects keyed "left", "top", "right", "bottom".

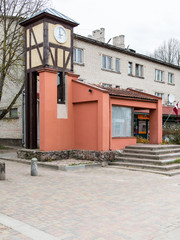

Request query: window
[
  {"left": 155, "top": 92, "right": 164, "bottom": 98},
  {"left": 128, "top": 62, "right": 133, "bottom": 75},
  {"left": 155, "top": 92, "right": 164, "bottom": 103},
  {"left": 168, "top": 73, "right": 174, "bottom": 84},
  {"left": 115, "top": 58, "right": 120, "bottom": 72},
  {"left": 135, "top": 64, "right": 143, "bottom": 77},
  {"left": 101, "top": 83, "right": 112, "bottom": 88},
  {"left": 112, "top": 106, "right": 132, "bottom": 137},
  {"left": 155, "top": 69, "right": 163, "bottom": 82},
  {"left": 9, "top": 108, "right": 18, "bottom": 118},
  {"left": 57, "top": 72, "right": 65, "bottom": 104},
  {"left": 73, "top": 48, "right": 83, "bottom": 64},
  {"left": 102, "top": 55, "right": 112, "bottom": 70}
]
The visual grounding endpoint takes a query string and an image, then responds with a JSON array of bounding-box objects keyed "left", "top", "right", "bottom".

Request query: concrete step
[
  {"left": 125, "top": 144, "right": 180, "bottom": 151},
  {"left": 108, "top": 165, "right": 180, "bottom": 176},
  {"left": 114, "top": 156, "right": 177, "bottom": 165},
  {"left": 123, "top": 148, "right": 180, "bottom": 155},
  {"left": 119, "top": 152, "right": 180, "bottom": 160},
  {"left": 109, "top": 161, "right": 180, "bottom": 171}
]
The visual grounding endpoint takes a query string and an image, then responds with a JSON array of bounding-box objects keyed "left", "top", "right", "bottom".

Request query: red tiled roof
[{"left": 98, "top": 86, "right": 158, "bottom": 102}]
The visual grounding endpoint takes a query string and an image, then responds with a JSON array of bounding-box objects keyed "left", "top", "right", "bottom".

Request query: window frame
[
  {"left": 102, "top": 55, "right": 112, "bottom": 70},
  {"left": 73, "top": 47, "right": 84, "bottom": 64},
  {"left": 168, "top": 72, "right": 174, "bottom": 84},
  {"left": 155, "top": 69, "right": 164, "bottom": 82},
  {"left": 155, "top": 92, "right": 164, "bottom": 103},
  {"left": 135, "top": 64, "right": 143, "bottom": 77},
  {"left": 128, "top": 62, "right": 133, "bottom": 75},
  {"left": 115, "top": 58, "right": 120, "bottom": 72}
]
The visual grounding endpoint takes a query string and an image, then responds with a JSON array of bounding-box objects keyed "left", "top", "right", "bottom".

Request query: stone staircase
[{"left": 109, "top": 144, "right": 180, "bottom": 176}]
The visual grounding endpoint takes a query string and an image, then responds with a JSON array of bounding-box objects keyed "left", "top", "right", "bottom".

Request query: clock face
[{"left": 54, "top": 26, "right": 67, "bottom": 44}]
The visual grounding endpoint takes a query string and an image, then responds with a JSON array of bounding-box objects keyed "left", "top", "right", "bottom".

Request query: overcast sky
[{"left": 52, "top": 0, "right": 180, "bottom": 54}]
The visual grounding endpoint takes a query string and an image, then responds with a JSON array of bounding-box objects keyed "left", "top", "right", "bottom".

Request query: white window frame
[
  {"left": 155, "top": 92, "right": 164, "bottom": 103},
  {"left": 115, "top": 58, "right": 120, "bottom": 72},
  {"left": 102, "top": 55, "right": 112, "bottom": 70},
  {"left": 128, "top": 62, "right": 133, "bottom": 75},
  {"left": 101, "top": 83, "right": 112, "bottom": 88},
  {"left": 73, "top": 48, "right": 83, "bottom": 64},
  {"left": 155, "top": 69, "right": 164, "bottom": 82},
  {"left": 135, "top": 64, "right": 143, "bottom": 77},
  {"left": 155, "top": 92, "right": 164, "bottom": 98},
  {"left": 168, "top": 73, "right": 174, "bottom": 84}
]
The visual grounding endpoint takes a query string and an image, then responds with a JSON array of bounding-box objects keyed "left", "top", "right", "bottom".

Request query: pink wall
[
  {"left": 149, "top": 98, "right": 162, "bottom": 144},
  {"left": 39, "top": 69, "right": 78, "bottom": 151},
  {"left": 74, "top": 101, "right": 98, "bottom": 150},
  {"left": 72, "top": 81, "right": 110, "bottom": 151},
  {"left": 39, "top": 71, "right": 162, "bottom": 152}
]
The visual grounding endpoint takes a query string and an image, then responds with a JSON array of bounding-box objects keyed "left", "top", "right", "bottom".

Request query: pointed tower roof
[{"left": 20, "top": 8, "right": 79, "bottom": 27}]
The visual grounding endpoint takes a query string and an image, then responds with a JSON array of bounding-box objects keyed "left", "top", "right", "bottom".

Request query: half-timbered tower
[{"left": 20, "top": 8, "right": 79, "bottom": 149}]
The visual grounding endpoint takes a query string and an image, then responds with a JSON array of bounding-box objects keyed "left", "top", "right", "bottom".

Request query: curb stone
[{"left": 0, "top": 157, "right": 103, "bottom": 171}]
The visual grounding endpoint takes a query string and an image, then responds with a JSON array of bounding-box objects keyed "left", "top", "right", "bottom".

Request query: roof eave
[
  {"left": 20, "top": 12, "right": 79, "bottom": 27},
  {"left": 74, "top": 34, "right": 180, "bottom": 70},
  {"left": 110, "top": 94, "right": 158, "bottom": 102}
]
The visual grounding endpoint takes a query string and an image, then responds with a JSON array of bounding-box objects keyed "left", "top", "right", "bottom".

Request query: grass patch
[
  {"left": 174, "top": 159, "right": 180, "bottom": 164},
  {"left": 0, "top": 145, "right": 9, "bottom": 150},
  {"left": 69, "top": 162, "right": 92, "bottom": 166}
]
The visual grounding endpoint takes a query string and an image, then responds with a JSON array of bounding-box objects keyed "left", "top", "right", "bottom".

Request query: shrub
[
  {"left": 136, "top": 136, "right": 149, "bottom": 144},
  {"left": 163, "top": 124, "right": 180, "bottom": 144}
]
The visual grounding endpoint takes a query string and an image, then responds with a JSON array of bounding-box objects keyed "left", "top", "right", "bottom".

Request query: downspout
[
  {"left": 22, "top": 90, "right": 25, "bottom": 147},
  {"left": 109, "top": 95, "right": 111, "bottom": 150}
]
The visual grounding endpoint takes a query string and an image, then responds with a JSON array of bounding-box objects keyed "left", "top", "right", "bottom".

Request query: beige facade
[
  {"left": 0, "top": 79, "right": 23, "bottom": 140},
  {"left": 73, "top": 35, "right": 180, "bottom": 107}
]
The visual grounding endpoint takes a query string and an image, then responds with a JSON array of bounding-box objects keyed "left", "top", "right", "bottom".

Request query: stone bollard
[
  {"left": 102, "top": 161, "right": 108, "bottom": 167},
  {"left": 0, "top": 162, "right": 5, "bottom": 180},
  {"left": 31, "top": 158, "right": 38, "bottom": 176}
]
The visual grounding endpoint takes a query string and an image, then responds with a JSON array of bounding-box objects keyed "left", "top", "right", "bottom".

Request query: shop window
[{"left": 112, "top": 106, "right": 132, "bottom": 137}]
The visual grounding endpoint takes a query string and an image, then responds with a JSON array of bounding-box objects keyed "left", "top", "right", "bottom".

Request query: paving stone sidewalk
[{"left": 1, "top": 151, "right": 180, "bottom": 239}]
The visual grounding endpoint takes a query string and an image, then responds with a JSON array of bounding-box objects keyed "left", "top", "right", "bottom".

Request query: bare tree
[
  {"left": 151, "top": 38, "right": 180, "bottom": 66},
  {"left": 0, "top": 0, "right": 50, "bottom": 120}
]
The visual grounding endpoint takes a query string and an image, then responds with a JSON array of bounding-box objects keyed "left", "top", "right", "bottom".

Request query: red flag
[{"left": 173, "top": 103, "right": 178, "bottom": 123}]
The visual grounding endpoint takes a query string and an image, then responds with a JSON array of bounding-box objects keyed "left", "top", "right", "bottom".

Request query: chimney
[
  {"left": 92, "top": 28, "right": 105, "bottom": 42},
  {"left": 113, "top": 35, "right": 125, "bottom": 48}
]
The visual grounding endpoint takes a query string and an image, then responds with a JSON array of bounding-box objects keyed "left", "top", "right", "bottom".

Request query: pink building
[
  {"left": 39, "top": 69, "right": 162, "bottom": 152},
  {"left": 20, "top": 9, "right": 162, "bottom": 152}
]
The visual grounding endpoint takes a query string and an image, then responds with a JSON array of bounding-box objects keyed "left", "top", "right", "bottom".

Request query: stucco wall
[{"left": 74, "top": 101, "right": 98, "bottom": 150}]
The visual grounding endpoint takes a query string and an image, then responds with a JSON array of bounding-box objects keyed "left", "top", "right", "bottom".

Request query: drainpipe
[
  {"left": 22, "top": 90, "right": 25, "bottom": 147},
  {"left": 109, "top": 96, "right": 111, "bottom": 150}
]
